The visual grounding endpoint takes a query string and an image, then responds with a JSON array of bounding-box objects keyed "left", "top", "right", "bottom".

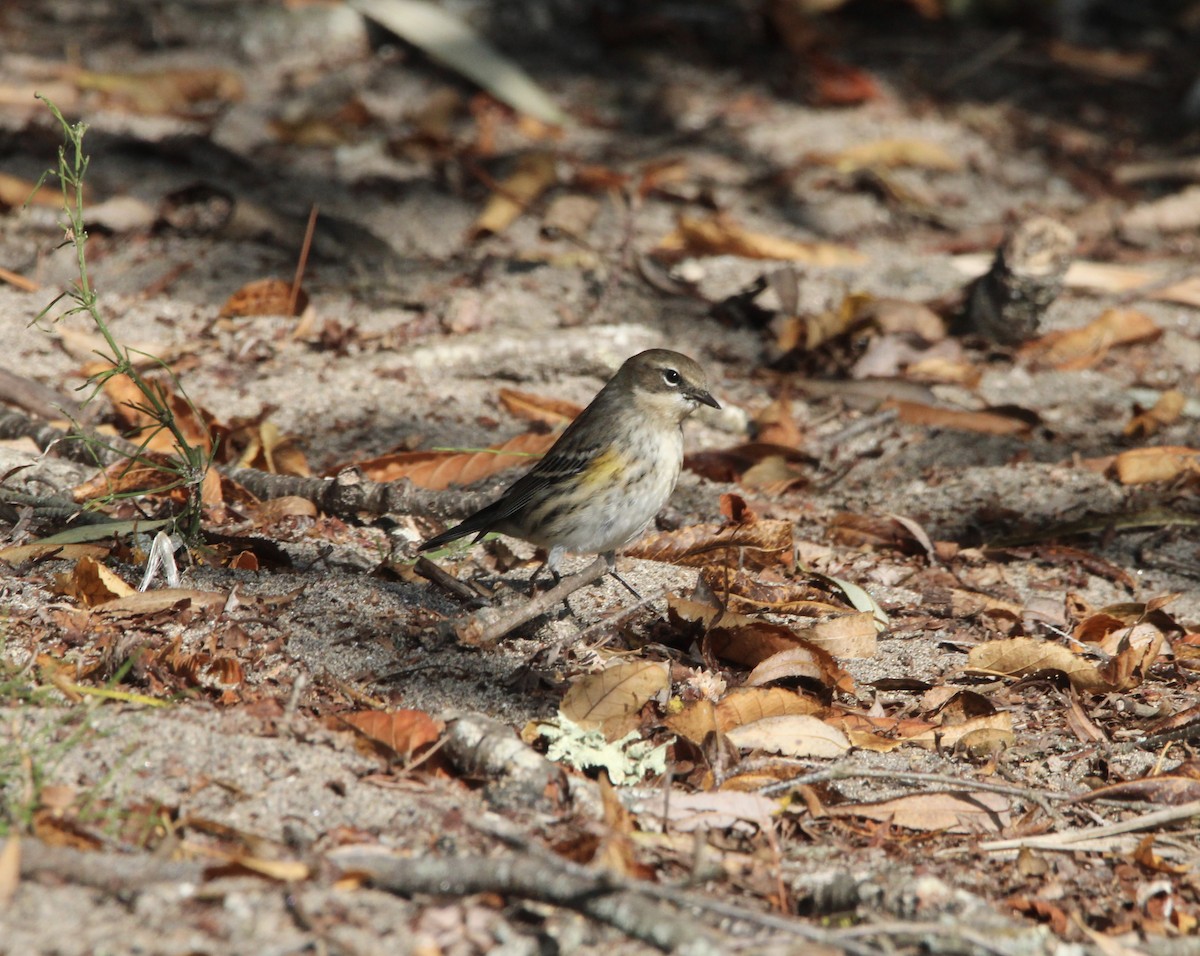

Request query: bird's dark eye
[{"left": 662, "top": 368, "right": 682, "bottom": 387}]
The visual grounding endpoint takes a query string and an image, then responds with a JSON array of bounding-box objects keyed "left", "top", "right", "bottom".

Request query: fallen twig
[
  {"left": 330, "top": 848, "right": 728, "bottom": 956},
  {"left": 18, "top": 837, "right": 205, "bottom": 892},
  {"left": 413, "top": 555, "right": 488, "bottom": 605},
  {"left": 440, "top": 713, "right": 568, "bottom": 812},
  {"left": 0, "top": 405, "right": 491, "bottom": 522},
  {"left": 473, "top": 816, "right": 885, "bottom": 956},
  {"left": 758, "top": 764, "right": 1072, "bottom": 827},
  {"left": 979, "top": 798, "right": 1200, "bottom": 853},
  {"left": 454, "top": 554, "right": 610, "bottom": 646}
]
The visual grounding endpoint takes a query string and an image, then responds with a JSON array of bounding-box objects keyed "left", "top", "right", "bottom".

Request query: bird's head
[{"left": 620, "top": 349, "right": 719, "bottom": 424}]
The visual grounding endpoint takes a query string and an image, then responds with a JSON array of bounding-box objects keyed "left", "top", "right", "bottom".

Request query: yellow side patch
[{"left": 579, "top": 447, "right": 626, "bottom": 487}]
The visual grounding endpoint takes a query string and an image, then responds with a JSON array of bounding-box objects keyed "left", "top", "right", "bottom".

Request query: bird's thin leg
[
  {"left": 527, "top": 560, "right": 548, "bottom": 592},
  {"left": 603, "top": 552, "right": 642, "bottom": 600},
  {"left": 528, "top": 546, "right": 565, "bottom": 594}
]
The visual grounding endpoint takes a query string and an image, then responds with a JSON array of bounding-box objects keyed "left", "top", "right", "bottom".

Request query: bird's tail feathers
[{"left": 418, "top": 503, "right": 508, "bottom": 552}]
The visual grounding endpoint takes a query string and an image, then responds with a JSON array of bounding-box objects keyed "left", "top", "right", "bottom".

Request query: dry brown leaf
[
  {"left": 1063, "top": 686, "right": 1108, "bottom": 744},
  {"left": 1077, "top": 768, "right": 1200, "bottom": 807},
  {"left": 1019, "top": 308, "right": 1161, "bottom": 371},
  {"left": 627, "top": 518, "right": 793, "bottom": 570},
  {"left": 31, "top": 811, "right": 101, "bottom": 851},
  {"left": 1124, "top": 390, "right": 1185, "bottom": 439},
  {"left": 745, "top": 646, "right": 837, "bottom": 688},
  {"left": 219, "top": 278, "right": 308, "bottom": 318},
  {"left": 340, "top": 709, "right": 445, "bottom": 758},
  {"left": 0, "top": 835, "right": 20, "bottom": 907},
  {"left": 715, "top": 687, "right": 825, "bottom": 731},
  {"left": 1046, "top": 40, "right": 1153, "bottom": 79},
  {"left": 664, "top": 699, "right": 719, "bottom": 745},
  {"left": 54, "top": 556, "right": 135, "bottom": 607},
  {"left": 696, "top": 569, "right": 845, "bottom": 618},
  {"left": 70, "top": 454, "right": 220, "bottom": 509},
  {"left": 1111, "top": 446, "right": 1200, "bottom": 485},
  {"left": 752, "top": 395, "right": 805, "bottom": 449},
  {"left": 657, "top": 213, "right": 865, "bottom": 266},
  {"left": 541, "top": 193, "right": 600, "bottom": 241},
  {"left": 708, "top": 621, "right": 820, "bottom": 667},
  {"left": 347, "top": 431, "right": 557, "bottom": 490},
  {"left": 869, "top": 298, "right": 947, "bottom": 340},
  {"left": 469, "top": 151, "right": 558, "bottom": 239},
  {"left": 559, "top": 661, "right": 669, "bottom": 732},
  {"left": 254, "top": 496, "right": 319, "bottom": 526},
  {"left": 684, "top": 442, "right": 813, "bottom": 487},
  {"left": 905, "top": 712, "right": 1015, "bottom": 751},
  {"left": 224, "top": 856, "right": 310, "bottom": 882},
  {"left": 666, "top": 593, "right": 758, "bottom": 631},
  {"left": 710, "top": 624, "right": 854, "bottom": 692},
  {"left": 497, "top": 388, "right": 581, "bottom": 427},
  {"left": 625, "top": 790, "right": 777, "bottom": 833},
  {"left": 798, "top": 612, "right": 879, "bottom": 658},
  {"left": 89, "top": 588, "right": 230, "bottom": 618},
  {"left": 884, "top": 400, "right": 1035, "bottom": 438},
  {"left": 725, "top": 714, "right": 850, "bottom": 758},
  {"left": 966, "top": 635, "right": 1162, "bottom": 692},
  {"left": 0, "top": 171, "right": 65, "bottom": 209},
  {"left": 826, "top": 791, "right": 1011, "bottom": 833},
  {"left": 72, "top": 67, "right": 245, "bottom": 115},
  {"left": 822, "top": 138, "right": 963, "bottom": 174},
  {"left": 100, "top": 373, "right": 215, "bottom": 456},
  {"left": 596, "top": 775, "right": 644, "bottom": 878},
  {"left": 905, "top": 355, "right": 981, "bottom": 387},
  {"left": 739, "top": 455, "right": 810, "bottom": 495},
  {"left": 0, "top": 542, "right": 110, "bottom": 565},
  {"left": 776, "top": 292, "right": 875, "bottom": 354},
  {"left": 843, "top": 730, "right": 906, "bottom": 753},
  {"left": 1121, "top": 185, "right": 1200, "bottom": 238},
  {"left": 263, "top": 425, "right": 311, "bottom": 477},
  {"left": 828, "top": 512, "right": 930, "bottom": 554},
  {"left": 1074, "top": 609, "right": 1155, "bottom": 652}
]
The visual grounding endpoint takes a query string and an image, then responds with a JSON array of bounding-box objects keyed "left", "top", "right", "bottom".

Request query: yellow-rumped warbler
[{"left": 419, "top": 349, "right": 719, "bottom": 588}]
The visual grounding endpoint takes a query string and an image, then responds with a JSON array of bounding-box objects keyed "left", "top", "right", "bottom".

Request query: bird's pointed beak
[{"left": 690, "top": 388, "right": 720, "bottom": 409}]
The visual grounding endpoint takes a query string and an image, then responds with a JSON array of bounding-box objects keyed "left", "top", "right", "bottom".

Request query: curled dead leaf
[
  {"left": 826, "top": 791, "right": 1010, "bottom": 833},
  {"left": 884, "top": 400, "right": 1037, "bottom": 438},
  {"left": 497, "top": 388, "right": 581, "bottom": 427},
  {"left": 627, "top": 518, "right": 793, "bottom": 570},
  {"left": 342, "top": 431, "right": 557, "bottom": 490},
  {"left": 1019, "top": 308, "right": 1161, "bottom": 371},
  {"left": 469, "top": 151, "right": 558, "bottom": 239},
  {"left": 54, "top": 556, "right": 135, "bottom": 607},
  {"left": 219, "top": 278, "right": 308, "bottom": 318},
  {"left": 625, "top": 790, "right": 778, "bottom": 834},
  {"left": 819, "top": 138, "right": 963, "bottom": 175},
  {"left": 684, "top": 442, "right": 814, "bottom": 487},
  {"left": 657, "top": 212, "right": 865, "bottom": 266},
  {"left": 1124, "top": 390, "right": 1185, "bottom": 439},
  {"left": 967, "top": 634, "right": 1163, "bottom": 692},
  {"left": 663, "top": 699, "right": 718, "bottom": 745},
  {"left": 709, "top": 624, "right": 855, "bottom": 693},
  {"left": 724, "top": 714, "right": 850, "bottom": 758},
  {"left": 715, "top": 686, "right": 825, "bottom": 732},
  {"left": 1111, "top": 446, "right": 1200, "bottom": 485},
  {"left": 102, "top": 373, "right": 216, "bottom": 456},
  {"left": 73, "top": 67, "right": 245, "bottom": 115},
  {"left": 776, "top": 292, "right": 875, "bottom": 354},
  {"left": 696, "top": 568, "right": 847, "bottom": 618},
  {"left": 559, "top": 661, "right": 669, "bottom": 735},
  {"left": 340, "top": 709, "right": 445, "bottom": 758}
]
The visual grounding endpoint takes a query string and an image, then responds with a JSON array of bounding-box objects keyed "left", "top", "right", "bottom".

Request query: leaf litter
[{"left": 4, "top": 2, "right": 1200, "bottom": 953}]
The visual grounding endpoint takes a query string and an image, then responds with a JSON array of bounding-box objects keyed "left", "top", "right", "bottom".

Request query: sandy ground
[{"left": 2, "top": 2, "right": 1200, "bottom": 954}]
